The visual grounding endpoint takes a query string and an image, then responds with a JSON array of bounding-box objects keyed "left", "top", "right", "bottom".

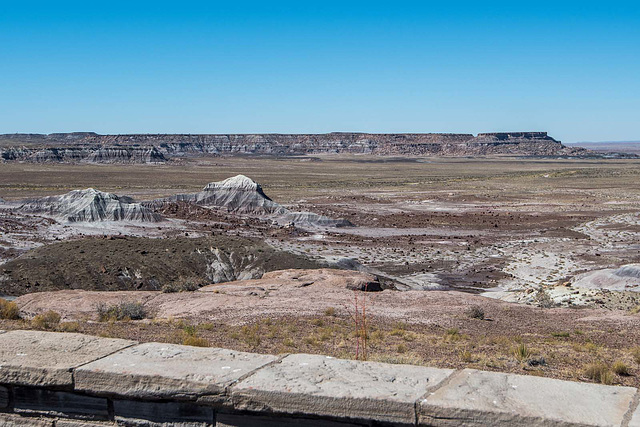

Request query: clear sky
[{"left": 1, "top": 1, "right": 638, "bottom": 142}]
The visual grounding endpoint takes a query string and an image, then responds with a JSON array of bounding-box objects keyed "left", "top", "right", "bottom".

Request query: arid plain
[{"left": 2, "top": 155, "right": 640, "bottom": 387}]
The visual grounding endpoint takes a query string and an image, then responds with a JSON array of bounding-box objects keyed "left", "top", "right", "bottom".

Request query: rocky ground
[{"left": 2, "top": 268, "right": 640, "bottom": 387}]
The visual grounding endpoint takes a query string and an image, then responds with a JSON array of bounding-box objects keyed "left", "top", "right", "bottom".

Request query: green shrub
[{"left": 513, "top": 342, "right": 531, "bottom": 363}]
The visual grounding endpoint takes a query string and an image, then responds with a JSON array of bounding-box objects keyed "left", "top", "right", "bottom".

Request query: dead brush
[
  {"left": 584, "top": 362, "right": 614, "bottom": 385},
  {"left": 0, "top": 299, "right": 20, "bottom": 320},
  {"left": 96, "top": 301, "right": 147, "bottom": 321},
  {"left": 342, "top": 284, "right": 374, "bottom": 361},
  {"left": 31, "top": 310, "right": 61, "bottom": 330}
]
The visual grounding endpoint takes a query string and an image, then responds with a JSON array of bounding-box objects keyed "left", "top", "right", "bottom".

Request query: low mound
[
  {"left": 151, "top": 175, "right": 284, "bottom": 215},
  {"left": 199, "top": 268, "right": 382, "bottom": 293},
  {"left": 150, "top": 175, "right": 352, "bottom": 227},
  {"left": 572, "top": 264, "right": 640, "bottom": 292},
  {"left": 14, "top": 268, "right": 382, "bottom": 321},
  {"left": 0, "top": 236, "right": 327, "bottom": 296},
  {"left": 16, "top": 188, "right": 162, "bottom": 223}
]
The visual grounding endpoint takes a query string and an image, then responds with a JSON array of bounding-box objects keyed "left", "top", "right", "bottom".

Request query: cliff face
[
  {"left": 0, "top": 145, "right": 167, "bottom": 163},
  {"left": 0, "top": 132, "right": 587, "bottom": 162}
]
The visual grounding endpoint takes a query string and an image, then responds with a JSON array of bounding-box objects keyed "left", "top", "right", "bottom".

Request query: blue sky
[{"left": 0, "top": 1, "right": 638, "bottom": 142}]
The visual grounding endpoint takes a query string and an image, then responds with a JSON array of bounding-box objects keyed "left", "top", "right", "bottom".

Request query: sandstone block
[
  {"left": 419, "top": 369, "right": 636, "bottom": 426},
  {"left": 75, "top": 342, "right": 277, "bottom": 400},
  {"left": 629, "top": 397, "right": 640, "bottom": 427},
  {"left": 13, "top": 387, "right": 108, "bottom": 420},
  {"left": 0, "top": 331, "right": 135, "bottom": 387},
  {"left": 0, "top": 413, "right": 53, "bottom": 426},
  {"left": 231, "top": 353, "right": 454, "bottom": 425},
  {"left": 113, "top": 399, "right": 213, "bottom": 425},
  {"left": 215, "top": 412, "right": 361, "bottom": 427},
  {"left": 0, "top": 385, "right": 8, "bottom": 409},
  {"left": 55, "top": 421, "right": 116, "bottom": 427}
]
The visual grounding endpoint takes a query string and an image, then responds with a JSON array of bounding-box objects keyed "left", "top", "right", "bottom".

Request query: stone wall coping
[{"left": 0, "top": 330, "right": 638, "bottom": 426}]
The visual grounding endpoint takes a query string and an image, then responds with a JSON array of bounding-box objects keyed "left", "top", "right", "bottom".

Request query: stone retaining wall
[{"left": 0, "top": 330, "right": 639, "bottom": 426}]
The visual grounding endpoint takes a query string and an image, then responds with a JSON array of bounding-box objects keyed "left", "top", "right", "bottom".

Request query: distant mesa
[
  {"left": 15, "top": 188, "right": 163, "bottom": 223},
  {"left": 149, "top": 174, "right": 353, "bottom": 227},
  {"left": 0, "top": 131, "right": 600, "bottom": 162}
]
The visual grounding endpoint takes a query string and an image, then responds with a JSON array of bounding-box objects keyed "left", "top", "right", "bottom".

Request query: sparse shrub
[
  {"left": 182, "top": 324, "right": 197, "bottom": 337},
  {"left": 32, "top": 311, "right": 61, "bottom": 330},
  {"left": 311, "top": 318, "right": 324, "bottom": 327},
  {"left": 535, "top": 288, "right": 556, "bottom": 308},
  {"left": 460, "top": 350, "right": 473, "bottom": 363},
  {"left": 551, "top": 331, "right": 570, "bottom": 338},
  {"left": 200, "top": 323, "right": 215, "bottom": 331},
  {"left": 465, "top": 305, "right": 485, "bottom": 320},
  {"left": 371, "top": 352, "right": 423, "bottom": 365},
  {"left": 241, "top": 324, "right": 262, "bottom": 347},
  {"left": 445, "top": 328, "right": 461, "bottom": 342},
  {"left": 613, "top": 361, "right": 630, "bottom": 376},
  {"left": 513, "top": 342, "right": 531, "bottom": 363},
  {"left": 632, "top": 347, "right": 640, "bottom": 364},
  {"left": 370, "top": 330, "right": 385, "bottom": 342},
  {"left": 390, "top": 327, "right": 406, "bottom": 337},
  {"left": 182, "top": 335, "right": 209, "bottom": 347},
  {"left": 584, "top": 362, "right": 614, "bottom": 384},
  {"left": 324, "top": 307, "right": 336, "bottom": 316},
  {"left": 396, "top": 343, "right": 407, "bottom": 353},
  {"left": 402, "top": 331, "right": 417, "bottom": 342},
  {"left": 58, "top": 321, "right": 80, "bottom": 332},
  {"left": 162, "top": 277, "right": 203, "bottom": 293},
  {"left": 96, "top": 301, "right": 147, "bottom": 321},
  {"left": 283, "top": 337, "right": 295, "bottom": 347},
  {"left": 0, "top": 299, "right": 20, "bottom": 320}
]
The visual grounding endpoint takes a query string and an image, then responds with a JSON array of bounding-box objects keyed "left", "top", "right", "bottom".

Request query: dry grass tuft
[
  {"left": 584, "top": 362, "right": 614, "bottom": 385},
  {"left": 182, "top": 335, "right": 210, "bottom": 347},
  {"left": 512, "top": 342, "right": 531, "bottom": 363},
  {"left": 613, "top": 361, "right": 630, "bottom": 376},
  {"left": 58, "top": 321, "right": 80, "bottom": 332},
  {"left": 96, "top": 301, "right": 147, "bottom": 322},
  {"left": 32, "top": 311, "right": 61, "bottom": 330},
  {"left": 0, "top": 299, "right": 20, "bottom": 320}
]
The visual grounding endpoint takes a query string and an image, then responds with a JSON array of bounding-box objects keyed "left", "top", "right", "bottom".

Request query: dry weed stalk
[{"left": 343, "top": 284, "right": 372, "bottom": 361}]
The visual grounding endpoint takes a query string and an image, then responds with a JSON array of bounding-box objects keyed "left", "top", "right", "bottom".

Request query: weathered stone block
[
  {"left": 0, "top": 330, "right": 135, "bottom": 387},
  {"left": 0, "top": 385, "right": 8, "bottom": 409},
  {"left": 0, "top": 413, "right": 53, "bottom": 426},
  {"left": 55, "top": 421, "right": 116, "bottom": 426},
  {"left": 113, "top": 399, "right": 213, "bottom": 425},
  {"left": 231, "top": 353, "right": 454, "bottom": 425},
  {"left": 629, "top": 397, "right": 640, "bottom": 427},
  {"left": 13, "top": 387, "right": 108, "bottom": 420},
  {"left": 75, "top": 342, "right": 277, "bottom": 400},
  {"left": 419, "top": 369, "right": 636, "bottom": 426},
  {"left": 215, "top": 412, "right": 362, "bottom": 427}
]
